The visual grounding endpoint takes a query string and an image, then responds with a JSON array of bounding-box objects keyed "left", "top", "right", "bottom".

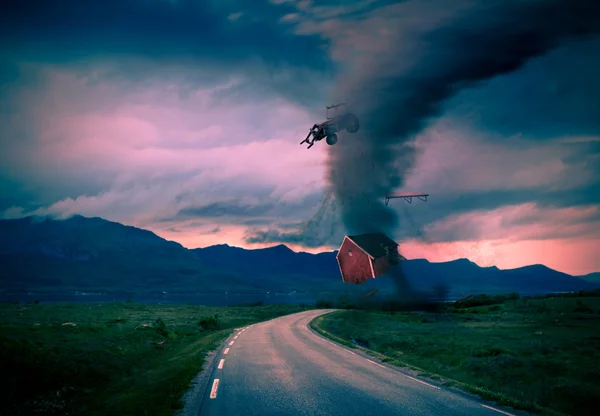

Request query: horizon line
[{"left": 4, "top": 213, "right": 596, "bottom": 277}]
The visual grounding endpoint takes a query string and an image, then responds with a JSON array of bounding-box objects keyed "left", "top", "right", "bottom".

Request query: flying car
[{"left": 300, "top": 103, "right": 359, "bottom": 149}]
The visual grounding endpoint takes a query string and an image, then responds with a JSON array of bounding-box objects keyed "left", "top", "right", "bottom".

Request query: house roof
[{"left": 347, "top": 232, "right": 399, "bottom": 259}]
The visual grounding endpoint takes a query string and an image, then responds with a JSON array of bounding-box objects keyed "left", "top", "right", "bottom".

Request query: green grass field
[
  {"left": 312, "top": 294, "right": 600, "bottom": 416},
  {"left": 0, "top": 302, "right": 310, "bottom": 416}
]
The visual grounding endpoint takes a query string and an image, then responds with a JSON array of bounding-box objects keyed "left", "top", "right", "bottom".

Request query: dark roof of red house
[{"left": 346, "top": 232, "right": 399, "bottom": 259}]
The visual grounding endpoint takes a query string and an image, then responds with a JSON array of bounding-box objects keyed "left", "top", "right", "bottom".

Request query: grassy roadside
[
  {"left": 310, "top": 294, "right": 600, "bottom": 416},
  {"left": 0, "top": 302, "right": 310, "bottom": 416}
]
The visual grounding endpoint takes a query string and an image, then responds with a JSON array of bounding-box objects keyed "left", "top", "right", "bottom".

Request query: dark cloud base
[
  {"left": 178, "top": 202, "right": 276, "bottom": 219},
  {"left": 0, "top": 0, "right": 330, "bottom": 72}
]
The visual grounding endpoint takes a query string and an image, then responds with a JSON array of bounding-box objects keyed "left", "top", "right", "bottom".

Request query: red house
[{"left": 336, "top": 232, "right": 406, "bottom": 284}]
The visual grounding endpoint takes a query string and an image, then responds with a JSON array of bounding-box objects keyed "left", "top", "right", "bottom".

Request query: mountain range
[
  {"left": 0, "top": 215, "right": 597, "bottom": 298},
  {"left": 579, "top": 272, "right": 600, "bottom": 284}
]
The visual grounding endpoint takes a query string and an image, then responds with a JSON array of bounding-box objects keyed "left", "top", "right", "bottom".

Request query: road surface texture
[{"left": 198, "top": 309, "right": 526, "bottom": 416}]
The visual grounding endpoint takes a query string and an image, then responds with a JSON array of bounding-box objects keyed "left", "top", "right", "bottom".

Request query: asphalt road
[{"left": 198, "top": 309, "right": 523, "bottom": 416}]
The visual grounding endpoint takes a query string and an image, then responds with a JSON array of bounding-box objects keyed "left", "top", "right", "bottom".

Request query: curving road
[{"left": 198, "top": 309, "right": 524, "bottom": 416}]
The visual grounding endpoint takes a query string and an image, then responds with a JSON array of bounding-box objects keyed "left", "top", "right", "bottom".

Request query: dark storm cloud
[
  {"left": 155, "top": 186, "right": 326, "bottom": 228},
  {"left": 329, "top": 0, "right": 600, "bottom": 240},
  {"left": 0, "top": 0, "right": 328, "bottom": 71},
  {"left": 178, "top": 201, "right": 277, "bottom": 219},
  {"left": 242, "top": 219, "right": 273, "bottom": 226},
  {"left": 245, "top": 0, "right": 600, "bottom": 252},
  {"left": 245, "top": 190, "right": 346, "bottom": 247},
  {"left": 448, "top": 35, "right": 600, "bottom": 140},
  {"left": 245, "top": 229, "right": 322, "bottom": 247},
  {"left": 0, "top": 0, "right": 335, "bottom": 110}
]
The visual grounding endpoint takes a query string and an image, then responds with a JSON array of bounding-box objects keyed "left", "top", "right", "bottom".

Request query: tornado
[{"left": 326, "top": 0, "right": 600, "bottom": 301}]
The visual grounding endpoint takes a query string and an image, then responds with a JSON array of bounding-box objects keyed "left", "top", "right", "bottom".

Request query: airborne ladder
[{"left": 384, "top": 192, "right": 429, "bottom": 206}]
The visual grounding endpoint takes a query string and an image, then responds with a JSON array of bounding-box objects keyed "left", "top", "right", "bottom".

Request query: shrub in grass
[
  {"left": 316, "top": 300, "right": 334, "bottom": 308},
  {"left": 573, "top": 301, "right": 594, "bottom": 313},
  {"left": 198, "top": 314, "right": 220, "bottom": 331},
  {"left": 155, "top": 318, "right": 169, "bottom": 338},
  {"left": 472, "top": 347, "right": 508, "bottom": 358}
]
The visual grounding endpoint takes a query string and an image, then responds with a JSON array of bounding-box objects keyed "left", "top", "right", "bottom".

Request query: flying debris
[
  {"left": 385, "top": 193, "right": 429, "bottom": 206},
  {"left": 300, "top": 103, "right": 360, "bottom": 149},
  {"left": 358, "top": 289, "right": 379, "bottom": 300},
  {"left": 455, "top": 294, "right": 473, "bottom": 305},
  {"left": 336, "top": 232, "right": 406, "bottom": 284}
]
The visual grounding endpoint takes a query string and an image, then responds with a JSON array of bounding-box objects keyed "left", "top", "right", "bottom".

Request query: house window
[{"left": 348, "top": 250, "right": 353, "bottom": 256}]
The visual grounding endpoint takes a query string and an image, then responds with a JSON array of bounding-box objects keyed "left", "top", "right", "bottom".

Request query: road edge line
[
  {"left": 307, "top": 310, "right": 546, "bottom": 416},
  {"left": 482, "top": 404, "right": 516, "bottom": 416},
  {"left": 178, "top": 329, "right": 236, "bottom": 416}
]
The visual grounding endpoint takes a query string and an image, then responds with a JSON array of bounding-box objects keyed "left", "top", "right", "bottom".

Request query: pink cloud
[
  {"left": 401, "top": 121, "right": 593, "bottom": 194},
  {"left": 2, "top": 64, "right": 329, "bottom": 227},
  {"left": 400, "top": 237, "right": 600, "bottom": 276},
  {"left": 396, "top": 202, "right": 600, "bottom": 275},
  {"left": 424, "top": 203, "right": 600, "bottom": 242},
  {"left": 21, "top": 134, "right": 328, "bottom": 225}
]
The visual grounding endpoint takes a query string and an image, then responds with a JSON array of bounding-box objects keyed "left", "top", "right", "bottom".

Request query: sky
[{"left": 1, "top": 0, "right": 599, "bottom": 275}]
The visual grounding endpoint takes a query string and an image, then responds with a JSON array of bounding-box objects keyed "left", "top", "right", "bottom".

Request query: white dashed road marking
[
  {"left": 218, "top": 359, "right": 225, "bottom": 369},
  {"left": 234, "top": 335, "right": 238, "bottom": 339},
  {"left": 210, "top": 379, "right": 220, "bottom": 399},
  {"left": 229, "top": 341, "right": 234, "bottom": 346},
  {"left": 224, "top": 348, "right": 230, "bottom": 355},
  {"left": 481, "top": 405, "right": 515, "bottom": 416}
]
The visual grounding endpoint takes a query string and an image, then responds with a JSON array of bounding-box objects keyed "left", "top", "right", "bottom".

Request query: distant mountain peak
[
  {"left": 503, "top": 263, "right": 552, "bottom": 272},
  {"left": 23, "top": 213, "right": 110, "bottom": 225},
  {"left": 437, "top": 258, "right": 478, "bottom": 266},
  {"left": 454, "top": 257, "right": 474, "bottom": 263},
  {"left": 269, "top": 244, "right": 293, "bottom": 251},
  {"left": 403, "top": 258, "right": 430, "bottom": 264},
  {"left": 580, "top": 272, "right": 600, "bottom": 283}
]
